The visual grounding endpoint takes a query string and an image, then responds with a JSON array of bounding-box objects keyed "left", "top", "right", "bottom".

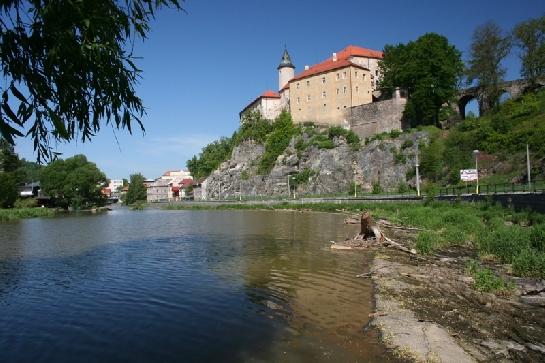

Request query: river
[{"left": 0, "top": 208, "right": 387, "bottom": 362}]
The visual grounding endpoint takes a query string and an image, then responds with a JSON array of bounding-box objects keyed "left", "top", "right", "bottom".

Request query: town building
[
  {"left": 239, "top": 45, "right": 384, "bottom": 127},
  {"left": 146, "top": 169, "right": 194, "bottom": 202}
]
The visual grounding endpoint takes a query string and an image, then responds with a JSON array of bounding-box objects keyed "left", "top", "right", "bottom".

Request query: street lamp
[
  {"left": 352, "top": 161, "right": 357, "bottom": 198},
  {"left": 473, "top": 150, "right": 479, "bottom": 194},
  {"left": 414, "top": 136, "right": 421, "bottom": 197}
]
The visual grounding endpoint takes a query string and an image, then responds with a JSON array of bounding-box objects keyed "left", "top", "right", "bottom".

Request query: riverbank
[
  {"left": 0, "top": 207, "right": 55, "bottom": 221},
  {"left": 165, "top": 200, "right": 545, "bottom": 361}
]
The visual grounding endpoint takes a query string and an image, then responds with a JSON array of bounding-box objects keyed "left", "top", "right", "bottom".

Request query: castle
[{"left": 240, "top": 45, "right": 387, "bottom": 128}]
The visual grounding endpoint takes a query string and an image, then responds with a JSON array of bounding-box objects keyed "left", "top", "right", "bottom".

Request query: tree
[
  {"left": 513, "top": 15, "right": 545, "bottom": 85},
  {"left": 40, "top": 154, "right": 107, "bottom": 209},
  {"left": 466, "top": 22, "right": 512, "bottom": 111},
  {"left": 379, "top": 33, "right": 464, "bottom": 127},
  {"left": 0, "top": 0, "right": 181, "bottom": 161},
  {"left": 124, "top": 173, "right": 147, "bottom": 205},
  {"left": 0, "top": 173, "right": 18, "bottom": 208}
]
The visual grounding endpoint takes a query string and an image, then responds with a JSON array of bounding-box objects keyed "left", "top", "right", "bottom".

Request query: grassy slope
[
  {"left": 0, "top": 207, "right": 55, "bottom": 221},
  {"left": 420, "top": 88, "right": 545, "bottom": 185}
]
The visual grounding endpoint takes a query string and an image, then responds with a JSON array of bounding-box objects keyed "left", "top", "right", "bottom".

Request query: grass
[
  {"left": 466, "top": 260, "right": 514, "bottom": 294},
  {"left": 0, "top": 207, "right": 55, "bottom": 221},
  {"left": 165, "top": 200, "right": 545, "bottom": 278}
]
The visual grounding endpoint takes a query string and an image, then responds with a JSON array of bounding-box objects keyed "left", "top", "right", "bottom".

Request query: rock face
[{"left": 202, "top": 132, "right": 427, "bottom": 200}]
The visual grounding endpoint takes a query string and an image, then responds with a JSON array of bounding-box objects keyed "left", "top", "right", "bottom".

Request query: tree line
[{"left": 379, "top": 15, "right": 545, "bottom": 127}]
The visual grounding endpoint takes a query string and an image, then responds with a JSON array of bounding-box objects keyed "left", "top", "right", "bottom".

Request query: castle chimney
[
  {"left": 332, "top": 52, "right": 337, "bottom": 61},
  {"left": 304, "top": 65, "right": 309, "bottom": 70}
]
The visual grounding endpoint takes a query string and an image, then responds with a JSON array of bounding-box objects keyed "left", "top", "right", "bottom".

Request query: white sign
[{"left": 460, "top": 169, "right": 478, "bottom": 182}]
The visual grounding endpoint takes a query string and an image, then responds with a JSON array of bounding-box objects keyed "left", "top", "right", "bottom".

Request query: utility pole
[
  {"left": 473, "top": 150, "right": 480, "bottom": 194},
  {"left": 415, "top": 140, "right": 421, "bottom": 197},
  {"left": 527, "top": 144, "right": 531, "bottom": 190},
  {"left": 287, "top": 175, "right": 290, "bottom": 198},
  {"left": 239, "top": 180, "right": 242, "bottom": 201}
]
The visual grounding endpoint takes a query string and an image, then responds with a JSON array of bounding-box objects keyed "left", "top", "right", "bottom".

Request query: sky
[{"left": 13, "top": 0, "right": 545, "bottom": 179}]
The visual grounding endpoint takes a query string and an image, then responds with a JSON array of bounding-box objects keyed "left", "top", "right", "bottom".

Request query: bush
[
  {"left": 14, "top": 198, "right": 38, "bottom": 209},
  {"left": 466, "top": 260, "right": 514, "bottom": 293},
  {"left": 258, "top": 111, "right": 297, "bottom": 174},
  {"left": 389, "top": 129, "right": 402, "bottom": 138},
  {"left": 529, "top": 224, "right": 545, "bottom": 252},
  {"left": 0, "top": 172, "right": 18, "bottom": 208},
  {"left": 512, "top": 249, "right": 545, "bottom": 278},
  {"left": 401, "top": 139, "right": 414, "bottom": 150},
  {"left": 372, "top": 182, "right": 383, "bottom": 194},
  {"left": 416, "top": 231, "right": 439, "bottom": 254}
]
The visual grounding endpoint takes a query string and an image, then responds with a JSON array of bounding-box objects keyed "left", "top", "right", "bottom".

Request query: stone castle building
[{"left": 240, "top": 45, "right": 394, "bottom": 131}]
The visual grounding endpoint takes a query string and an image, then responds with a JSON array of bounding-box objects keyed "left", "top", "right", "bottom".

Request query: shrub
[
  {"left": 529, "top": 224, "right": 545, "bottom": 252},
  {"left": 466, "top": 260, "right": 514, "bottom": 293},
  {"left": 372, "top": 182, "right": 383, "bottom": 194},
  {"left": 416, "top": 231, "right": 440, "bottom": 254},
  {"left": 389, "top": 129, "right": 402, "bottom": 138},
  {"left": 14, "top": 198, "right": 38, "bottom": 209},
  {"left": 401, "top": 139, "right": 414, "bottom": 150},
  {"left": 512, "top": 249, "right": 545, "bottom": 278}
]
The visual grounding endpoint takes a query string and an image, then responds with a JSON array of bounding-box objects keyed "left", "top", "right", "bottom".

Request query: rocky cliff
[{"left": 200, "top": 130, "right": 428, "bottom": 199}]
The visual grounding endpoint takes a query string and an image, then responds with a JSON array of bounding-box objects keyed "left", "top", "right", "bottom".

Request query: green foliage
[
  {"left": 14, "top": 198, "right": 38, "bottom": 209},
  {"left": 372, "top": 182, "right": 383, "bottom": 194},
  {"left": 416, "top": 231, "right": 438, "bottom": 254},
  {"left": 40, "top": 155, "right": 107, "bottom": 209},
  {"left": 125, "top": 173, "right": 147, "bottom": 205},
  {"left": 420, "top": 139, "right": 445, "bottom": 182},
  {"left": 0, "top": 207, "right": 55, "bottom": 221},
  {"left": 397, "top": 183, "right": 411, "bottom": 194},
  {"left": 234, "top": 111, "right": 273, "bottom": 145},
  {"left": 187, "top": 136, "right": 234, "bottom": 179},
  {"left": 389, "top": 129, "right": 402, "bottom": 138},
  {"left": 380, "top": 33, "right": 464, "bottom": 126},
  {"left": 529, "top": 224, "right": 545, "bottom": 252},
  {"left": 240, "top": 170, "right": 250, "bottom": 180},
  {"left": 258, "top": 112, "right": 298, "bottom": 174},
  {"left": 423, "top": 182, "right": 439, "bottom": 204},
  {"left": 0, "top": 172, "right": 18, "bottom": 208},
  {"left": 400, "top": 139, "right": 414, "bottom": 150},
  {"left": 466, "top": 260, "right": 514, "bottom": 293},
  {"left": 513, "top": 15, "right": 545, "bottom": 85},
  {"left": 328, "top": 126, "right": 361, "bottom": 145},
  {"left": 0, "top": 0, "right": 182, "bottom": 161},
  {"left": 466, "top": 21, "right": 512, "bottom": 110},
  {"left": 291, "top": 168, "right": 315, "bottom": 187}
]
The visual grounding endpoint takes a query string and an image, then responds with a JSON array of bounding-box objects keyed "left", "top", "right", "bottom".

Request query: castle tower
[{"left": 277, "top": 47, "right": 295, "bottom": 91}]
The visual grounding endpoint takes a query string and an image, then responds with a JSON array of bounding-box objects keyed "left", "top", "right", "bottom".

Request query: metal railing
[{"left": 438, "top": 180, "right": 545, "bottom": 196}]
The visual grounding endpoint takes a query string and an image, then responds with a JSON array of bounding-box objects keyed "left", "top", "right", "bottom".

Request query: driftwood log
[{"left": 333, "top": 211, "right": 416, "bottom": 255}]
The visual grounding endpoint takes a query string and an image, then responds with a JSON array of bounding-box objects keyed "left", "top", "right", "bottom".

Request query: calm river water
[{"left": 0, "top": 208, "right": 388, "bottom": 362}]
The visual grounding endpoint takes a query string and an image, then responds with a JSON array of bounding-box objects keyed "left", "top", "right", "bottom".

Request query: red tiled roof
[
  {"left": 289, "top": 45, "right": 382, "bottom": 83},
  {"left": 336, "top": 45, "right": 383, "bottom": 60},
  {"left": 290, "top": 59, "right": 366, "bottom": 83},
  {"left": 181, "top": 178, "right": 193, "bottom": 188},
  {"left": 260, "top": 90, "right": 281, "bottom": 99}
]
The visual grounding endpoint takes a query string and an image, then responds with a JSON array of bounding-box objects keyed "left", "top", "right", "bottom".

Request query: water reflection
[{"left": 0, "top": 209, "right": 388, "bottom": 362}]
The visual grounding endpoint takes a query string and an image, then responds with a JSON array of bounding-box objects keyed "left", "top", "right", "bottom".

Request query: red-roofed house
[{"left": 239, "top": 45, "right": 385, "bottom": 127}]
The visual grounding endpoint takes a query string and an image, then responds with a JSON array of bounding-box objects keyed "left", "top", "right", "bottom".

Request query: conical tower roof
[{"left": 277, "top": 48, "right": 295, "bottom": 69}]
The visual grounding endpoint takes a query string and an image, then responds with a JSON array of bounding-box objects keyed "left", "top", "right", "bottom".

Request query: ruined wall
[{"left": 346, "top": 95, "right": 406, "bottom": 139}]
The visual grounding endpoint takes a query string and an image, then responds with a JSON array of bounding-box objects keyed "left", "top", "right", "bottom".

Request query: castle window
[
  {"left": 336, "top": 73, "right": 340, "bottom": 80},
  {"left": 355, "top": 86, "right": 359, "bottom": 93},
  {"left": 322, "top": 77, "right": 326, "bottom": 84},
  {"left": 296, "top": 83, "right": 300, "bottom": 89},
  {"left": 343, "top": 86, "right": 347, "bottom": 94},
  {"left": 376, "top": 70, "right": 379, "bottom": 76},
  {"left": 363, "top": 74, "right": 366, "bottom": 79},
  {"left": 336, "top": 88, "right": 339, "bottom": 95},
  {"left": 307, "top": 95, "right": 310, "bottom": 101},
  {"left": 306, "top": 80, "right": 310, "bottom": 87},
  {"left": 355, "top": 71, "right": 358, "bottom": 78},
  {"left": 342, "top": 71, "right": 346, "bottom": 79},
  {"left": 323, "top": 103, "right": 327, "bottom": 107},
  {"left": 322, "top": 91, "right": 326, "bottom": 99},
  {"left": 296, "top": 97, "right": 300, "bottom": 105}
]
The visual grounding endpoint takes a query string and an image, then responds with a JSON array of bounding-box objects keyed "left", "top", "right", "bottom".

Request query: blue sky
[{"left": 13, "top": 0, "right": 545, "bottom": 179}]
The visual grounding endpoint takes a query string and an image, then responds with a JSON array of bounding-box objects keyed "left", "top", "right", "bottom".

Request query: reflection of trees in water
[{"left": 0, "top": 223, "right": 24, "bottom": 299}]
